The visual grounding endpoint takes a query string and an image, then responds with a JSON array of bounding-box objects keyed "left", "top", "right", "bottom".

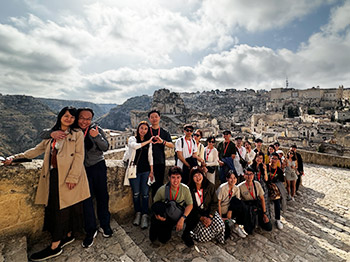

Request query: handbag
[
  {"left": 207, "top": 166, "right": 216, "bottom": 173},
  {"left": 267, "top": 182, "right": 281, "bottom": 200},
  {"left": 126, "top": 147, "right": 142, "bottom": 179}
]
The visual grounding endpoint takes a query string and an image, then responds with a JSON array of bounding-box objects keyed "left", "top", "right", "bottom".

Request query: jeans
[{"left": 129, "top": 171, "right": 150, "bottom": 214}]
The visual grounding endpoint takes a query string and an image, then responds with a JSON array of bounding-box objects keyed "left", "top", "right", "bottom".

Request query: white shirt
[
  {"left": 234, "top": 145, "right": 246, "bottom": 176},
  {"left": 175, "top": 136, "right": 198, "bottom": 169},
  {"left": 245, "top": 150, "right": 256, "bottom": 165},
  {"left": 204, "top": 146, "right": 219, "bottom": 168}
]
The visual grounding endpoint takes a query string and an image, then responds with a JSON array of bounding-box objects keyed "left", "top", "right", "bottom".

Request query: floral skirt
[{"left": 192, "top": 211, "right": 225, "bottom": 244}]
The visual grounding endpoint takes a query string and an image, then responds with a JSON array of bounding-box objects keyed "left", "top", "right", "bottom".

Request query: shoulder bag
[
  {"left": 236, "top": 146, "right": 248, "bottom": 169},
  {"left": 164, "top": 184, "right": 185, "bottom": 222},
  {"left": 126, "top": 147, "right": 142, "bottom": 179}
]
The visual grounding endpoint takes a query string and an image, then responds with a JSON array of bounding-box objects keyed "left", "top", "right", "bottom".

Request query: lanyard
[
  {"left": 196, "top": 189, "right": 203, "bottom": 205},
  {"left": 257, "top": 170, "right": 261, "bottom": 181},
  {"left": 223, "top": 141, "right": 230, "bottom": 155},
  {"left": 51, "top": 139, "right": 57, "bottom": 150},
  {"left": 245, "top": 182, "right": 255, "bottom": 200},
  {"left": 185, "top": 138, "right": 192, "bottom": 155},
  {"left": 228, "top": 187, "right": 233, "bottom": 199},
  {"left": 84, "top": 128, "right": 89, "bottom": 137},
  {"left": 206, "top": 148, "right": 213, "bottom": 161},
  {"left": 238, "top": 146, "right": 243, "bottom": 156},
  {"left": 150, "top": 127, "right": 160, "bottom": 137},
  {"left": 269, "top": 166, "right": 277, "bottom": 179},
  {"left": 170, "top": 186, "right": 180, "bottom": 201}
]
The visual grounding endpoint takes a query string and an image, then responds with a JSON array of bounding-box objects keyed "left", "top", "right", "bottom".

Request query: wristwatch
[{"left": 182, "top": 214, "right": 187, "bottom": 219}]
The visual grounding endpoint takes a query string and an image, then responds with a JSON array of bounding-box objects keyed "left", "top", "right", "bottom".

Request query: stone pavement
[{"left": 24, "top": 164, "right": 350, "bottom": 261}]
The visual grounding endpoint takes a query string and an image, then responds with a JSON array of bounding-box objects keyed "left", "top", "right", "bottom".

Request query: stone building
[
  {"left": 130, "top": 89, "right": 220, "bottom": 136},
  {"left": 335, "top": 110, "right": 350, "bottom": 121},
  {"left": 104, "top": 129, "right": 131, "bottom": 150}
]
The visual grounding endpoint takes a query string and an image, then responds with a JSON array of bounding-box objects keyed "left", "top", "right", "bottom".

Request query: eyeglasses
[
  {"left": 208, "top": 141, "right": 215, "bottom": 143},
  {"left": 79, "top": 117, "right": 92, "bottom": 121},
  {"left": 193, "top": 134, "right": 200, "bottom": 137},
  {"left": 223, "top": 133, "right": 230, "bottom": 136},
  {"left": 245, "top": 173, "right": 254, "bottom": 176},
  {"left": 271, "top": 157, "right": 279, "bottom": 161},
  {"left": 185, "top": 129, "right": 193, "bottom": 132}
]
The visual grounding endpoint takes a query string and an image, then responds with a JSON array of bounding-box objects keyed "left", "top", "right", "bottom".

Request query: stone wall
[
  {"left": 0, "top": 158, "right": 176, "bottom": 240},
  {"left": 279, "top": 147, "right": 350, "bottom": 169},
  {"left": 1, "top": 146, "right": 349, "bottom": 240},
  {"left": 0, "top": 160, "right": 133, "bottom": 240}
]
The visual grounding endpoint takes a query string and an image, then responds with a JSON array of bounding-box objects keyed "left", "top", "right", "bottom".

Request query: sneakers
[
  {"left": 59, "top": 235, "right": 75, "bottom": 248},
  {"left": 276, "top": 220, "right": 283, "bottom": 230},
  {"left": 140, "top": 214, "right": 149, "bottom": 229},
  {"left": 232, "top": 226, "right": 246, "bottom": 238},
  {"left": 133, "top": 212, "right": 141, "bottom": 226},
  {"left": 29, "top": 245, "right": 62, "bottom": 261},
  {"left": 287, "top": 194, "right": 292, "bottom": 201},
  {"left": 99, "top": 227, "right": 113, "bottom": 238},
  {"left": 291, "top": 197, "right": 295, "bottom": 201},
  {"left": 82, "top": 230, "right": 98, "bottom": 248}
]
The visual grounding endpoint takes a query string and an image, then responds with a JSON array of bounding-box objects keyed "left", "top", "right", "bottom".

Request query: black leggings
[{"left": 273, "top": 199, "right": 281, "bottom": 220}]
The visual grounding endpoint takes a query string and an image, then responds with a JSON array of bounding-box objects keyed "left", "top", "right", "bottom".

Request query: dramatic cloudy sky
[{"left": 0, "top": 0, "right": 349, "bottom": 104}]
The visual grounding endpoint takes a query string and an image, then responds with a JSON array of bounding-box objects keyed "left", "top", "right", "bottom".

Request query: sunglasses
[
  {"left": 223, "top": 133, "right": 230, "bottom": 135},
  {"left": 193, "top": 134, "right": 200, "bottom": 137},
  {"left": 208, "top": 141, "right": 215, "bottom": 143},
  {"left": 185, "top": 129, "right": 193, "bottom": 132}
]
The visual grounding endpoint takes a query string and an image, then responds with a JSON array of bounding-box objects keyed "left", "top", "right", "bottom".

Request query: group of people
[
  {"left": 125, "top": 111, "right": 304, "bottom": 248},
  {"left": 3, "top": 107, "right": 112, "bottom": 261},
  {"left": 3, "top": 107, "right": 305, "bottom": 260}
]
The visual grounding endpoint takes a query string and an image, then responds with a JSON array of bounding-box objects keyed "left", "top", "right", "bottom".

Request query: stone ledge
[{"left": 0, "top": 160, "right": 133, "bottom": 240}]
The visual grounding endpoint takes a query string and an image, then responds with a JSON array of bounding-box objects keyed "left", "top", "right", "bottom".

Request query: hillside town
[{"left": 105, "top": 86, "right": 350, "bottom": 157}]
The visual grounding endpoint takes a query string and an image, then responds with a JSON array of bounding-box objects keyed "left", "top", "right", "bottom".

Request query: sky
[{"left": 0, "top": 0, "right": 349, "bottom": 104}]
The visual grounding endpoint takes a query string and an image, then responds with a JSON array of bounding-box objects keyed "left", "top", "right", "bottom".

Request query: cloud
[
  {"left": 0, "top": 0, "right": 349, "bottom": 104},
  {"left": 199, "top": 0, "right": 336, "bottom": 32}
]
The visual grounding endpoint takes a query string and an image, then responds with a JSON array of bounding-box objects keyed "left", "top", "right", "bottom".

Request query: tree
[
  {"left": 287, "top": 106, "right": 299, "bottom": 118},
  {"left": 307, "top": 108, "right": 315, "bottom": 115}
]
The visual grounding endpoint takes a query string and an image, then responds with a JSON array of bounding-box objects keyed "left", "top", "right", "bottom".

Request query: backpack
[{"left": 174, "top": 137, "right": 196, "bottom": 164}]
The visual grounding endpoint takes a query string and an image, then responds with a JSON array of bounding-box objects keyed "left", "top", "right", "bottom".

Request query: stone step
[
  {"left": 0, "top": 235, "right": 27, "bottom": 262},
  {"left": 120, "top": 221, "right": 239, "bottom": 262},
  {"left": 28, "top": 218, "right": 150, "bottom": 262}
]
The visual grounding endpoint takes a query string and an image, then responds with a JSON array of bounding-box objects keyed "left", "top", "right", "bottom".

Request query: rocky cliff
[
  {"left": 38, "top": 98, "right": 116, "bottom": 118},
  {"left": 0, "top": 94, "right": 56, "bottom": 156},
  {"left": 98, "top": 95, "right": 152, "bottom": 130}
]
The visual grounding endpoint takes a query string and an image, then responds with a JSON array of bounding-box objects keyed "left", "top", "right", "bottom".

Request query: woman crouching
[{"left": 184, "top": 167, "right": 225, "bottom": 246}]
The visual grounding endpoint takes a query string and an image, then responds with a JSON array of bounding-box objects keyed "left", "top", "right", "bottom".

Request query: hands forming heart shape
[{"left": 151, "top": 136, "right": 163, "bottom": 144}]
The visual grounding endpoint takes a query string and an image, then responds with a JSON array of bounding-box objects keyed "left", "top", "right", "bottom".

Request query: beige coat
[{"left": 12, "top": 129, "right": 90, "bottom": 209}]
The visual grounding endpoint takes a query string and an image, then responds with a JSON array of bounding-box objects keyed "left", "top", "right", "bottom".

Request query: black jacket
[{"left": 190, "top": 182, "right": 218, "bottom": 219}]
